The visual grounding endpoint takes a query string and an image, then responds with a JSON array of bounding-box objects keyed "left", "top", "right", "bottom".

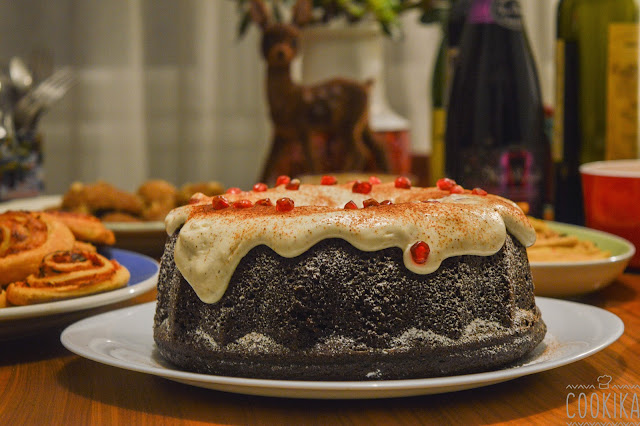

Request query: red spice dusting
[
  {"left": 394, "top": 176, "right": 412, "bottom": 189},
  {"left": 472, "top": 187, "right": 488, "bottom": 196},
  {"left": 253, "top": 182, "right": 268, "bottom": 192},
  {"left": 410, "top": 241, "right": 430, "bottom": 264},
  {"left": 380, "top": 200, "right": 393, "bottom": 205},
  {"left": 226, "top": 187, "right": 242, "bottom": 194},
  {"left": 320, "top": 175, "right": 337, "bottom": 185},
  {"left": 276, "top": 197, "right": 295, "bottom": 212},
  {"left": 233, "top": 199, "right": 253, "bottom": 209},
  {"left": 352, "top": 180, "right": 372, "bottom": 194},
  {"left": 285, "top": 179, "right": 301, "bottom": 190},
  {"left": 255, "top": 198, "right": 273, "bottom": 206},
  {"left": 436, "top": 178, "right": 456, "bottom": 190},
  {"left": 451, "top": 185, "right": 465, "bottom": 194},
  {"left": 276, "top": 175, "right": 291, "bottom": 186},
  {"left": 344, "top": 200, "right": 358, "bottom": 210},
  {"left": 363, "top": 199, "right": 380, "bottom": 208},
  {"left": 212, "top": 196, "right": 230, "bottom": 210},
  {"left": 188, "top": 195, "right": 203, "bottom": 204},
  {"left": 369, "top": 176, "right": 382, "bottom": 185}
]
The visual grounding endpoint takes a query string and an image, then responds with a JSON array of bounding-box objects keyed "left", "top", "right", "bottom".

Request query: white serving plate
[
  {"left": 60, "top": 297, "right": 623, "bottom": 399},
  {"left": 0, "top": 195, "right": 167, "bottom": 257}
]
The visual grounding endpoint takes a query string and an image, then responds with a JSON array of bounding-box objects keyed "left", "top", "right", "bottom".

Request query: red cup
[{"left": 581, "top": 160, "right": 640, "bottom": 268}]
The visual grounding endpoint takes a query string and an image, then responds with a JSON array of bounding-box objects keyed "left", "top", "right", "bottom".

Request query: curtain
[{"left": 0, "top": 0, "right": 557, "bottom": 194}]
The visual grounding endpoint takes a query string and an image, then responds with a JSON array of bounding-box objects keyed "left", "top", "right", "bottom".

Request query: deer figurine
[{"left": 249, "top": 0, "right": 390, "bottom": 183}]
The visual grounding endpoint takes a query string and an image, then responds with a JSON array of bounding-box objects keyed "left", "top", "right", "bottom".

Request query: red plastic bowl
[{"left": 581, "top": 160, "right": 640, "bottom": 268}]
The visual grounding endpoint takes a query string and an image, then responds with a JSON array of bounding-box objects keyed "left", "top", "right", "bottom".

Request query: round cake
[{"left": 153, "top": 177, "right": 546, "bottom": 380}]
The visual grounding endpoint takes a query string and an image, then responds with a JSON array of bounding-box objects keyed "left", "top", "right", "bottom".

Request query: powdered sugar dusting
[{"left": 225, "top": 332, "right": 287, "bottom": 355}]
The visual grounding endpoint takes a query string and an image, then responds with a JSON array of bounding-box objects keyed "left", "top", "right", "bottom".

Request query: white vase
[{"left": 297, "top": 23, "right": 411, "bottom": 175}]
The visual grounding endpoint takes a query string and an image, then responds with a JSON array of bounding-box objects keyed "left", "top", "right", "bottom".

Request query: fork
[{"left": 13, "top": 67, "right": 75, "bottom": 131}]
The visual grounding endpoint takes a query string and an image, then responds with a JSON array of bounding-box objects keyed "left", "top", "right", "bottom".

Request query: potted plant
[{"left": 233, "top": 0, "right": 440, "bottom": 37}]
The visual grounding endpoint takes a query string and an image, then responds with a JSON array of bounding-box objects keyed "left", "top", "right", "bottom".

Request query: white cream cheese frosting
[{"left": 165, "top": 182, "right": 536, "bottom": 304}]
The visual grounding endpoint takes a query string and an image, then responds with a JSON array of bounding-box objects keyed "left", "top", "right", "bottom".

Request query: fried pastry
[
  {"left": 137, "top": 180, "right": 178, "bottom": 221},
  {"left": 5, "top": 249, "right": 130, "bottom": 305},
  {"left": 0, "top": 289, "right": 6, "bottom": 308},
  {"left": 47, "top": 211, "right": 116, "bottom": 246},
  {"left": 61, "top": 181, "right": 144, "bottom": 217},
  {"left": 0, "top": 211, "right": 76, "bottom": 286}
]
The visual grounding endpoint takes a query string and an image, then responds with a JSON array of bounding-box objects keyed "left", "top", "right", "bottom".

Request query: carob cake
[{"left": 154, "top": 177, "right": 546, "bottom": 380}]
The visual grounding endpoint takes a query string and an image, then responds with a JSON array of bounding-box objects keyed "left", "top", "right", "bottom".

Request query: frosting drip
[{"left": 165, "top": 183, "right": 536, "bottom": 304}]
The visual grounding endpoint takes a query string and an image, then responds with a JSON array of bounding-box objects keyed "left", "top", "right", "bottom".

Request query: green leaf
[{"left": 237, "top": 11, "right": 252, "bottom": 38}]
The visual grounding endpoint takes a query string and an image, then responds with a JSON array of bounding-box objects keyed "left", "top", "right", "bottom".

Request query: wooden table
[{"left": 2, "top": 273, "right": 640, "bottom": 426}]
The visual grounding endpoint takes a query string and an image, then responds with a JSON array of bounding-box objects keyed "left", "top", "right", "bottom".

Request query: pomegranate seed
[
  {"left": 226, "top": 187, "right": 242, "bottom": 194},
  {"left": 233, "top": 199, "right": 253, "bottom": 209},
  {"left": 352, "top": 180, "right": 372, "bottom": 194},
  {"left": 344, "top": 200, "right": 358, "bottom": 210},
  {"left": 410, "top": 241, "right": 430, "bottom": 265},
  {"left": 380, "top": 200, "right": 393, "bottom": 205},
  {"left": 369, "top": 176, "right": 382, "bottom": 185},
  {"left": 320, "top": 175, "right": 337, "bottom": 185},
  {"left": 436, "top": 178, "right": 456, "bottom": 190},
  {"left": 253, "top": 182, "right": 268, "bottom": 192},
  {"left": 472, "top": 187, "right": 488, "bottom": 196},
  {"left": 394, "top": 176, "right": 412, "bottom": 189},
  {"left": 212, "top": 196, "right": 230, "bottom": 210},
  {"left": 276, "top": 175, "right": 291, "bottom": 186},
  {"left": 285, "top": 179, "right": 300, "bottom": 190},
  {"left": 276, "top": 197, "right": 295, "bottom": 212},
  {"left": 255, "top": 198, "right": 273, "bottom": 206},
  {"left": 451, "top": 185, "right": 465, "bottom": 194},
  {"left": 363, "top": 199, "right": 380, "bottom": 208}
]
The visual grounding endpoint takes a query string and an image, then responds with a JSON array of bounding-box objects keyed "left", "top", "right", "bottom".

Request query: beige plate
[{"left": 529, "top": 221, "right": 635, "bottom": 298}]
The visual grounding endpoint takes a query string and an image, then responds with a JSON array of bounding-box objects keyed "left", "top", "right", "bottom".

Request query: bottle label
[
  {"left": 490, "top": 0, "right": 523, "bottom": 30},
  {"left": 606, "top": 23, "right": 639, "bottom": 160},
  {"left": 458, "top": 146, "right": 541, "bottom": 215},
  {"left": 430, "top": 108, "right": 446, "bottom": 185},
  {"left": 469, "top": 0, "right": 522, "bottom": 30}
]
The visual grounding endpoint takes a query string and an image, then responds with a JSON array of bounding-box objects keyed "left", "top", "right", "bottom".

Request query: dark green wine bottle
[
  {"left": 430, "top": 2, "right": 449, "bottom": 185},
  {"left": 554, "top": 0, "right": 638, "bottom": 224},
  {"left": 430, "top": 0, "right": 470, "bottom": 185}
]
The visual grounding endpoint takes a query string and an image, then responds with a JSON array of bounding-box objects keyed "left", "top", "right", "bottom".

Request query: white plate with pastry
[
  {"left": 0, "top": 195, "right": 167, "bottom": 257},
  {"left": 0, "top": 248, "right": 158, "bottom": 340},
  {"left": 60, "top": 297, "right": 623, "bottom": 399},
  {"left": 528, "top": 221, "right": 635, "bottom": 298}
]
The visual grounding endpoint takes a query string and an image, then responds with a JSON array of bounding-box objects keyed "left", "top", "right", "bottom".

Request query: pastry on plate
[
  {"left": 5, "top": 249, "right": 130, "bottom": 305},
  {"left": 0, "top": 211, "right": 76, "bottom": 286},
  {"left": 61, "top": 181, "right": 145, "bottom": 218},
  {"left": 47, "top": 210, "right": 116, "bottom": 246},
  {"left": 137, "top": 180, "right": 179, "bottom": 222}
]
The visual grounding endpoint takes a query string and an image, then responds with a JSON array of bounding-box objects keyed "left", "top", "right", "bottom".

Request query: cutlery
[{"left": 13, "top": 67, "right": 74, "bottom": 131}]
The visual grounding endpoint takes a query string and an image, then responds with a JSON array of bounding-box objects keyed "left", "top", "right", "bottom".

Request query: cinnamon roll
[
  {"left": 0, "top": 211, "right": 76, "bottom": 286},
  {"left": 5, "top": 249, "right": 130, "bottom": 305}
]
